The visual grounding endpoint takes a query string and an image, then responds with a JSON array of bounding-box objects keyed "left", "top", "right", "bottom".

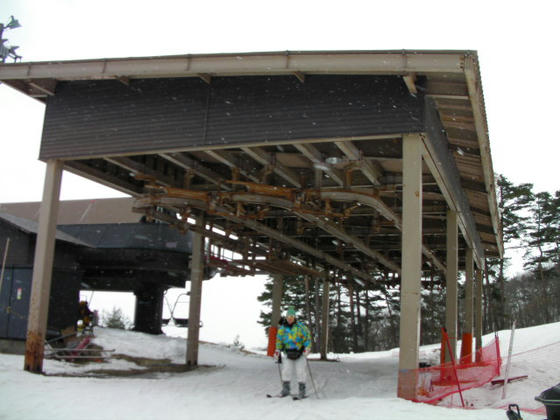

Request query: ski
[
  {"left": 266, "top": 393, "right": 289, "bottom": 398},
  {"left": 265, "top": 393, "right": 308, "bottom": 400}
]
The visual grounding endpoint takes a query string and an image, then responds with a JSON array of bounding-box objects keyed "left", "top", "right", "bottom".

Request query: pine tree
[
  {"left": 541, "top": 191, "right": 560, "bottom": 265},
  {"left": 331, "top": 280, "right": 353, "bottom": 353},
  {"left": 257, "top": 274, "right": 321, "bottom": 349},
  {"left": 420, "top": 275, "right": 446, "bottom": 345},
  {"left": 102, "top": 307, "right": 131, "bottom": 329},
  {"left": 488, "top": 175, "right": 533, "bottom": 329},
  {"left": 524, "top": 191, "right": 560, "bottom": 323},
  {"left": 525, "top": 192, "right": 553, "bottom": 272}
]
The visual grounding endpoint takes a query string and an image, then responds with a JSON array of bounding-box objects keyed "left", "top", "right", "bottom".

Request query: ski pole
[
  {"left": 276, "top": 352, "right": 283, "bottom": 386},
  {"left": 306, "top": 357, "right": 320, "bottom": 399}
]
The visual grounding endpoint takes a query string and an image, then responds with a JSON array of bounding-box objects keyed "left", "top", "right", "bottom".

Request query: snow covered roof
[
  {"left": 0, "top": 198, "right": 139, "bottom": 225},
  {"left": 0, "top": 211, "right": 91, "bottom": 247}
]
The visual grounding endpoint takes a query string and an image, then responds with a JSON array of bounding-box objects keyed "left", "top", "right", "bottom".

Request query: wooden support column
[
  {"left": 397, "top": 134, "right": 423, "bottom": 400},
  {"left": 186, "top": 213, "right": 206, "bottom": 366},
  {"left": 320, "top": 276, "right": 330, "bottom": 360},
  {"left": 271, "top": 275, "right": 284, "bottom": 327},
  {"left": 267, "top": 275, "right": 284, "bottom": 356},
  {"left": 461, "top": 247, "right": 474, "bottom": 363},
  {"left": 24, "top": 160, "right": 63, "bottom": 373},
  {"left": 475, "top": 266, "right": 484, "bottom": 361},
  {"left": 444, "top": 209, "right": 459, "bottom": 363}
]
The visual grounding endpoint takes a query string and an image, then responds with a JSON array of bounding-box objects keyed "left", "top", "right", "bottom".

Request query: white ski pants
[{"left": 281, "top": 355, "right": 307, "bottom": 383}]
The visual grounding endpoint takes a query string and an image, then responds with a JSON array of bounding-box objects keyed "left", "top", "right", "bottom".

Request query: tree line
[{"left": 257, "top": 175, "right": 560, "bottom": 353}]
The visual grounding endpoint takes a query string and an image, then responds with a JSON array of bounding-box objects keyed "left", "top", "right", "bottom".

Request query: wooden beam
[
  {"left": 464, "top": 248, "right": 475, "bottom": 336},
  {"left": 439, "top": 112, "right": 475, "bottom": 124},
  {"left": 461, "top": 247, "right": 475, "bottom": 363},
  {"left": 204, "top": 150, "right": 260, "bottom": 182},
  {"left": 241, "top": 147, "right": 302, "bottom": 187},
  {"left": 464, "top": 55, "right": 503, "bottom": 258},
  {"left": 1, "top": 79, "right": 48, "bottom": 102},
  {"left": 403, "top": 73, "right": 417, "bottom": 95},
  {"left": 104, "top": 156, "right": 176, "bottom": 186},
  {"left": 294, "top": 143, "right": 344, "bottom": 185},
  {"left": 268, "top": 275, "right": 284, "bottom": 356},
  {"left": 441, "top": 120, "right": 479, "bottom": 131},
  {"left": 293, "top": 71, "right": 305, "bottom": 83},
  {"left": 63, "top": 160, "right": 143, "bottom": 196},
  {"left": 186, "top": 213, "right": 205, "bottom": 366},
  {"left": 271, "top": 275, "right": 284, "bottom": 327},
  {"left": 24, "top": 160, "right": 63, "bottom": 373},
  {"left": 28, "top": 79, "right": 57, "bottom": 96},
  {"left": 295, "top": 209, "right": 401, "bottom": 273},
  {"left": 134, "top": 196, "right": 371, "bottom": 282},
  {"left": 427, "top": 94, "right": 469, "bottom": 101},
  {"left": 425, "top": 80, "right": 469, "bottom": 97},
  {"left": 398, "top": 133, "right": 423, "bottom": 400},
  {"left": 335, "top": 141, "right": 383, "bottom": 186},
  {"left": 131, "top": 205, "right": 267, "bottom": 257},
  {"left": 230, "top": 192, "right": 401, "bottom": 274},
  {"left": 445, "top": 209, "right": 459, "bottom": 362},
  {"left": 0, "top": 51, "right": 466, "bottom": 82},
  {"left": 434, "top": 99, "right": 473, "bottom": 112},
  {"left": 198, "top": 73, "right": 212, "bottom": 84},
  {"left": 116, "top": 76, "right": 130, "bottom": 86},
  {"left": 159, "top": 152, "right": 231, "bottom": 190},
  {"left": 475, "top": 268, "right": 483, "bottom": 355},
  {"left": 219, "top": 211, "right": 371, "bottom": 281}
]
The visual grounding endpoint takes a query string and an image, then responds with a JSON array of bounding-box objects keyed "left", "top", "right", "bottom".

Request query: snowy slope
[{"left": 1, "top": 322, "right": 559, "bottom": 420}]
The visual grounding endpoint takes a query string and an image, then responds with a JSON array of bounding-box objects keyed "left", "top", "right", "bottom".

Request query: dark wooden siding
[
  {"left": 0, "top": 222, "right": 35, "bottom": 267},
  {"left": 40, "top": 75, "right": 424, "bottom": 159},
  {"left": 0, "top": 268, "right": 80, "bottom": 339}
]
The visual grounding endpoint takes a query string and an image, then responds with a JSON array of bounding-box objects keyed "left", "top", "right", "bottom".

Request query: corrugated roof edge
[
  {"left": 0, "top": 50, "right": 472, "bottom": 82},
  {"left": 0, "top": 49, "right": 478, "bottom": 65}
]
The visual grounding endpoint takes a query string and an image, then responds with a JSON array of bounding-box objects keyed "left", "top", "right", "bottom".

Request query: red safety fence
[{"left": 414, "top": 329, "right": 501, "bottom": 405}]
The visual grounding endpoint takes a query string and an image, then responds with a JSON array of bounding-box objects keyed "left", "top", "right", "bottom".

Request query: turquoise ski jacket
[{"left": 276, "top": 320, "right": 311, "bottom": 351}]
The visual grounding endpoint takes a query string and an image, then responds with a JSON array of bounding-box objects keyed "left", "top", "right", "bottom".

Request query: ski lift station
[
  {"left": 0, "top": 197, "right": 212, "bottom": 340},
  {"left": 0, "top": 50, "right": 502, "bottom": 400}
]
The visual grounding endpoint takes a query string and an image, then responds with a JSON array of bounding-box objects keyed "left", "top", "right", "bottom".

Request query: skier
[
  {"left": 77, "top": 300, "right": 93, "bottom": 333},
  {"left": 274, "top": 306, "right": 312, "bottom": 399}
]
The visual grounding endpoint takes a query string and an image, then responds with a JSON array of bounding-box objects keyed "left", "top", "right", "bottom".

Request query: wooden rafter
[
  {"left": 133, "top": 195, "right": 372, "bottom": 282},
  {"left": 294, "top": 143, "right": 344, "bottom": 186},
  {"left": 335, "top": 141, "right": 383, "bottom": 186},
  {"left": 198, "top": 73, "right": 212, "bottom": 84},
  {"left": 64, "top": 160, "right": 143, "bottom": 196},
  {"left": 28, "top": 79, "right": 57, "bottom": 96},
  {"left": 241, "top": 147, "right": 302, "bottom": 187},
  {"left": 204, "top": 150, "right": 260, "bottom": 182},
  {"left": 159, "top": 152, "right": 231, "bottom": 190},
  {"left": 104, "top": 156, "right": 176, "bottom": 186},
  {"left": 403, "top": 73, "right": 417, "bottom": 95}
]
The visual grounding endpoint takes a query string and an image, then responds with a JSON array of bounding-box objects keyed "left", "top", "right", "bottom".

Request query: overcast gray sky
[
  {"left": 1, "top": 0, "right": 558, "bottom": 203},
  {"left": 1, "top": 0, "right": 557, "bottom": 346}
]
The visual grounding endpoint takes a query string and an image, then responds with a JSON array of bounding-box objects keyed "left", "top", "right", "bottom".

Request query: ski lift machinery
[{"left": 162, "top": 291, "right": 203, "bottom": 328}]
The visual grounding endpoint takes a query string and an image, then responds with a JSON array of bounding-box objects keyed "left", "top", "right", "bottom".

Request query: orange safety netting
[{"left": 414, "top": 331, "right": 501, "bottom": 405}]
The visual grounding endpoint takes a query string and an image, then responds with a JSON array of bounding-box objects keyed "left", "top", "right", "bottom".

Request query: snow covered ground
[{"left": 1, "top": 322, "right": 559, "bottom": 420}]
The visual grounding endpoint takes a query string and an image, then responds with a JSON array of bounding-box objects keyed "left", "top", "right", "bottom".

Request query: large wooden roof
[{"left": 0, "top": 50, "right": 503, "bottom": 283}]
